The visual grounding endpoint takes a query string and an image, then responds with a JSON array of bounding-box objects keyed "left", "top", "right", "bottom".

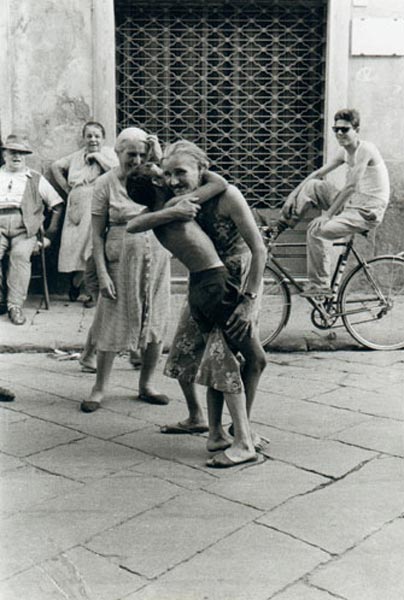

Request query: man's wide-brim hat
[{"left": 0, "top": 134, "right": 33, "bottom": 154}]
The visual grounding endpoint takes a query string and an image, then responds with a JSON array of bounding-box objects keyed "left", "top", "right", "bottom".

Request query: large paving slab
[
  {"left": 258, "top": 369, "right": 341, "bottom": 400},
  {"left": 332, "top": 417, "right": 404, "bottom": 456},
  {"left": 125, "top": 523, "right": 329, "bottom": 600},
  {"left": 26, "top": 436, "right": 150, "bottom": 481},
  {"left": 0, "top": 546, "right": 143, "bottom": 600},
  {"left": 0, "top": 465, "right": 83, "bottom": 515},
  {"left": 114, "top": 425, "right": 210, "bottom": 468},
  {"left": 0, "top": 471, "right": 181, "bottom": 581},
  {"left": 130, "top": 455, "right": 218, "bottom": 490},
  {"left": 203, "top": 458, "right": 328, "bottom": 510},
  {"left": 258, "top": 456, "right": 404, "bottom": 554},
  {"left": 0, "top": 413, "right": 83, "bottom": 457},
  {"left": 254, "top": 424, "right": 376, "bottom": 478},
  {"left": 306, "top": 385, "right": 404, "bottom": 420},
  {"left": 18, "top": 396, "right": 150, "bottom": 440},
  {"left": 331, "top": 350, "right": 404, "bottom": 367},
  {"left": 309, "top": 518, "right": 404, "bottom": 600},
  {"left": 339, "top": 370, "right": 403, "bottom": 393},
  {"left": 85, "top": 490, "right": 260, "bottom": 579},
  {"left": 251, "top": 393, "right": 373, "bottom": 438},
  {"left": 0, "top": 451, "right": 25, "bottom": 474}
]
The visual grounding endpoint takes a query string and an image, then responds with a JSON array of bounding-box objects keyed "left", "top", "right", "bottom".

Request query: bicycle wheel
[
  {"left": 340, "top": 256, "right": 404, "bottom": 350},
  {"left": 259, "top": 265, "right": 291, "bottom": 349}
]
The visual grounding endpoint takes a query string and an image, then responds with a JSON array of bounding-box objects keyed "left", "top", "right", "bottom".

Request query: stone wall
[{"left": 348, "top": 0, "right": 404, "bottom": 255}]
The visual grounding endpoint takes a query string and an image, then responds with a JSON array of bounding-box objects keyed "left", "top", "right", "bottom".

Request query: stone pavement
[
  {"left": 0, "top": 294, "right": 360, "bottom": 353},
  {"left": 0, "top": 297, "right": 404, "bottom": 599}
]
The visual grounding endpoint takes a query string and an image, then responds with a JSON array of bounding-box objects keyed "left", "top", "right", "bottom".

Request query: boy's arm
[
  {"left": 326, "top": 146, "right": 371, "bottom": 218},
  {"left": 165, "top": 171, "right": 228, "bottom": 207},
  {"left": 127, "top": 200, "right": 200, "bottom": 233}
]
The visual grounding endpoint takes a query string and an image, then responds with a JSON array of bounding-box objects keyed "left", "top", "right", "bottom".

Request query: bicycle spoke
[
  {"left": 259, "top": 266, "right": 290, "bottom": 348},
  {"left": 340, "top": 256, "right": 404, "bottom": 350}
]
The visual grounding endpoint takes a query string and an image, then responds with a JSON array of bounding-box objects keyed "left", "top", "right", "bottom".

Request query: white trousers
[{"left": 289, "top": 180, "right": 383, "bottom": 288}]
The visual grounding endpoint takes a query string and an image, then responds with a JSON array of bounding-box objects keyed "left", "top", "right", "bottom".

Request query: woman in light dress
[
  {"left": 80, "top": 127, "right": 171, "bottom": 413},
  {"left": 51, "top": 121, "right": 118, "bottom": 303}
]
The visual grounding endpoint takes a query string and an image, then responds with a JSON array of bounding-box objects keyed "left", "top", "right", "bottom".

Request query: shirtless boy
[{"left": 126, "top": 158, "right": 267, "bottom": 468}]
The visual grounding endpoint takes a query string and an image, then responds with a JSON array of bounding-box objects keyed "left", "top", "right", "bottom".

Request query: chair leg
[{"left": 40, "top": 244, "right": 50, "bottom": 310}]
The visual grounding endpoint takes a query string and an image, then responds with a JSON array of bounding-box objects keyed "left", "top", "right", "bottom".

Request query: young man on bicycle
[{"left": 269, "top": 108, "right": 390, "bottom": 298}]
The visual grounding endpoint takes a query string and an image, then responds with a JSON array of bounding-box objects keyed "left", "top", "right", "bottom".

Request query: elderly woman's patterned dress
[
  {"left": 57, "top": 146, "right": 118, "bottom": 272},
  {"left": 90, "top": 168, "right": 170, "bottom": 352},
  {"left": 164, "top": 195, "right": 259, "bottom": 394}
]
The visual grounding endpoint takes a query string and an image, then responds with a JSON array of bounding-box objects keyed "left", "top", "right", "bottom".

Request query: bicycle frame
[{"left": 266, "top": 236, "right": 385, "bottom": 328}]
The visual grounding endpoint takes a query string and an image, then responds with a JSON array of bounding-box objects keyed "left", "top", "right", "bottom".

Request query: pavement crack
[
  {"left": 24, "top": 461, "right": 83, "bottom": 483},
  {"left": 23, "top": 434, "right": 87, "bottom": 459},
  {"left": 119, "top": 564, "right": 145, "bottom": 578},
  {"left": 256, "top": 521, "right": 334, "bottom": 557},
  {"left": 306, "top": 582, "right": 349, "bottom": 599}
]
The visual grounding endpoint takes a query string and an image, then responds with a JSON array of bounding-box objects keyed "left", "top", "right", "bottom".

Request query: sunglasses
[{"left": 332, "top": 126, "right": 352, "bottom": 134}]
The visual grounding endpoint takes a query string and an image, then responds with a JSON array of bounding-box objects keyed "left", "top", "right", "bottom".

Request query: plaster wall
[
  {"left": 0, "top": 0, "right": 115, "bottom": 173},
  {"left": 347, "top": 0, "right": 404, "bottom": 253},
  {"left": 1, "top": 0, "right": 92, "bottom": 171}
]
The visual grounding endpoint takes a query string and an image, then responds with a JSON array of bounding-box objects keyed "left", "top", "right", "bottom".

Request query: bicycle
[{"left": 258, "top": 228, "right": 404, "bottom": 351}]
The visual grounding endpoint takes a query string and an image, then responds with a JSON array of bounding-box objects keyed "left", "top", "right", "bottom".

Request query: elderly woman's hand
[
  {"left": 147, "top": 135, "right": 163, "bottom": 162},
  {"left": 225, "top": 297, "right": 255, "bottom": 340},
  {"left": 169, "top": 198, "right": 201, "bottom": 221},
  {"left": 99, "top": 272, "right": 117, "bottom": 300}
]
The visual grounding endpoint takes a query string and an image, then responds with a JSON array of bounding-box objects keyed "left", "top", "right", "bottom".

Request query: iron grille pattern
[{"left": 115, "top": 1, "right": 327, "bottom": 208}]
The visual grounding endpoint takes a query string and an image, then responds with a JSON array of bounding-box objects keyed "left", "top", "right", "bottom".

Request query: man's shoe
[
  {"left": 0, "top": 303, "right": 7, "bottom": 315},
  {"left": 300, "top": 286, "right": 333, "bottom": 300},
  {"left": 264, "top": 220, "right": 289, "bottom": 241},
  {"left": 8, "top": 306, "right": 26, "bottom": 325}
]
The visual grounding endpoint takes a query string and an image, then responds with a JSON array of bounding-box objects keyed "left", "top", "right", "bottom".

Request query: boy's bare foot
[
  {"left": 251, "top": 431, "right": 270, "bottom": 453},
  {"left": 160, "top": 418, "right": 209, "bottom": 434},
  {"left": 206, "top": 432, "right": 233, "bottom": 452},
  {"left": 206, "top": 448, "right": 258, "bottom": 469},
  {"left": 228, "top": 424, "right": 270, "bottom": 453}
]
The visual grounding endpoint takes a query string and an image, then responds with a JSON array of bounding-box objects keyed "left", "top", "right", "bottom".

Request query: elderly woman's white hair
[
  {"left": 163, "top": 140, "right": 209, "bottom": 170},
  {"left": 115, "top": 127, "right": 148, "bottom": 153}
]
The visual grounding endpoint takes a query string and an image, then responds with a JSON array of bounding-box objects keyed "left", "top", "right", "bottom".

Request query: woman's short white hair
[
  {"left": 163, "top": 140, "right": 209, "bottom": 170},
  {"left": 115, "top": 127, "right": 148, "bottom": 153}
]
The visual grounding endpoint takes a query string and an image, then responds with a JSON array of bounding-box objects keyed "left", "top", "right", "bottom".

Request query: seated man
[
  {"left": 126, "top": 157, "right": 266, "bottom": 468},
  {"left": 269, "top": 108, "right": 390, "bottom": 298},
  {"left": 0, "top": 134, "right": 64, "bottom": 324}
]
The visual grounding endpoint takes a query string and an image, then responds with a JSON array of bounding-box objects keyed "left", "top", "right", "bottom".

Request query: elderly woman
[
  {"left": 51, "top": 120, "right": 118, "bottom": 303},
  {"left": 79, "top": 127, "right": 170, "bottom": 413}
]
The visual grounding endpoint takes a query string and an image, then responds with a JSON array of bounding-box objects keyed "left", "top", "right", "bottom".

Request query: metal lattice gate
[{"left": 115, "top": 0, "right": 327, "bottom": 209}]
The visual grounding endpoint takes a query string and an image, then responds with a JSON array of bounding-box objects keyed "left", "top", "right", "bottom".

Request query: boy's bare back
[{"left": 127, "top": 168, "right": 223, "bottom": 273}]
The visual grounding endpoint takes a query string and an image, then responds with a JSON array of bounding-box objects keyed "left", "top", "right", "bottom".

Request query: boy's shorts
[{"left": 188, "top": 266, "right": 243, "bottom": 334}]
